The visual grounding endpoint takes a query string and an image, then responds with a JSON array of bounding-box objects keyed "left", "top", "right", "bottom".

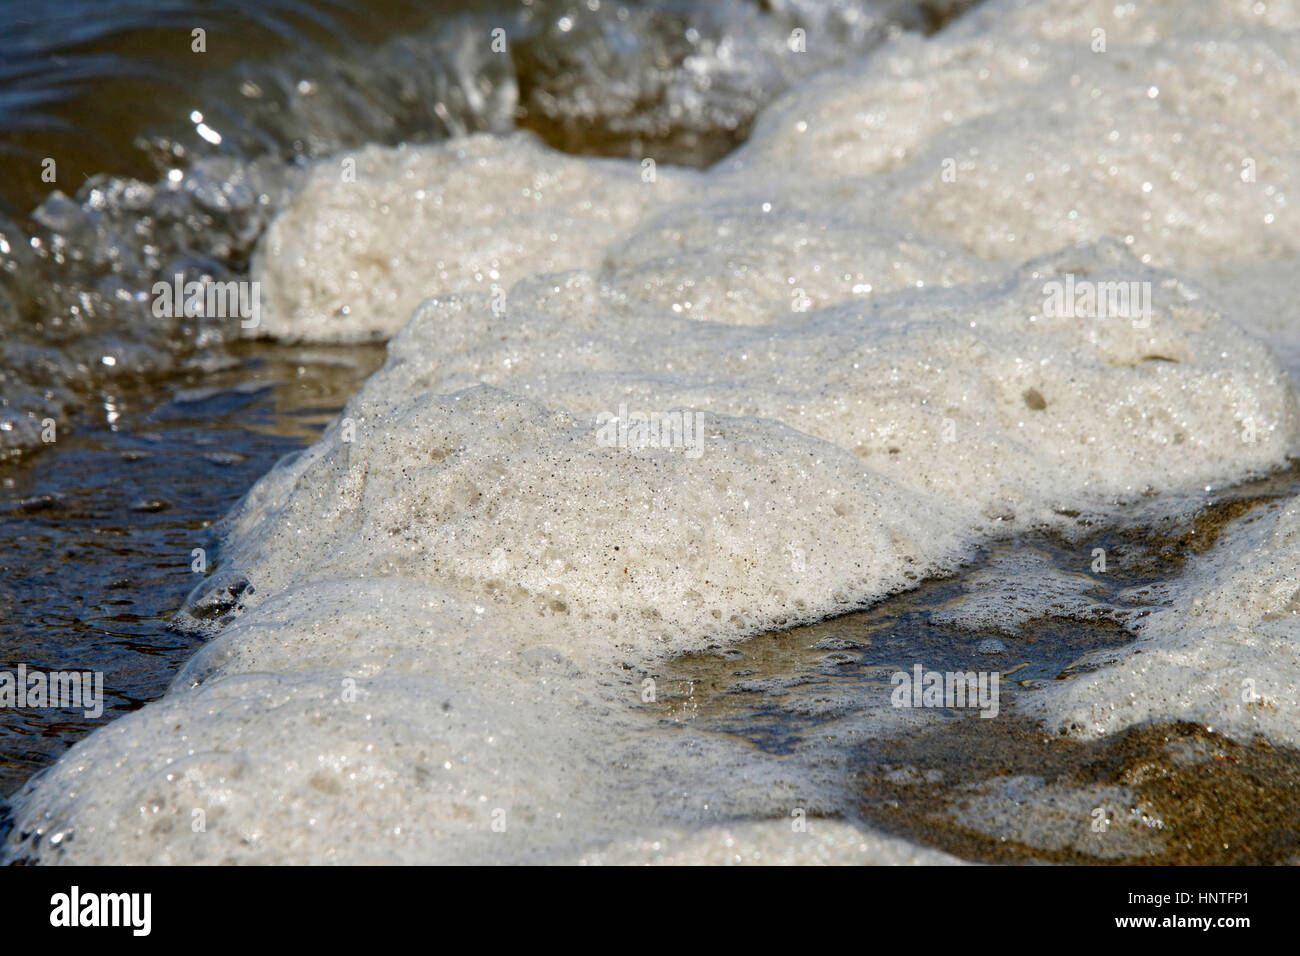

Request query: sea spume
[{"left": 6, "top": 0, "right": 1300, "bottom": 863}]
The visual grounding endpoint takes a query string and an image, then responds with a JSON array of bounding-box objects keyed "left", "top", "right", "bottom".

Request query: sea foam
[{"left": 7, "top": 0, "right": 1300, "bottom": 863}]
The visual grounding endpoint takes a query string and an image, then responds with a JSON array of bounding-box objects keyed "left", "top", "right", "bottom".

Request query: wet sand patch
[{"left": 653, "top": 472, "right": 1300, "bottom": 863}]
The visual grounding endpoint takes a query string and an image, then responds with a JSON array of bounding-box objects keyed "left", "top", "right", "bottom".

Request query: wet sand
[{"left": 656, "top": 466, "right": 1300, "bottom": 864}]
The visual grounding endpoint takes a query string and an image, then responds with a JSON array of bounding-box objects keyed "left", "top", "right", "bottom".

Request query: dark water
[
  {"left": 0, "top": 0, "right": 514, "bottom": 217},
  {"left": 657, "top": 463, "right": 1300, "bottom": 755},
  {"left": 656, "top": 539, "right": 1139, "bottom": 756},
  {"left": 0, "top": 342, "right": 383, "bottom": 798},
  {"left": 0, "top": 0, "right": 954, "bottom": 217}
]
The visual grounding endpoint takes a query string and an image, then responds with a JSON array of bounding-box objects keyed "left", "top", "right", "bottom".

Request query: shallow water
[
  {"left": 656, "top": 538, "right": 1143, "bottom": 756},
  {"left": 653, "top": 465, "right": 1300, "bottom": 862},
  {"left": 0, "top": 341, "right": 383, "bottom": 800}
]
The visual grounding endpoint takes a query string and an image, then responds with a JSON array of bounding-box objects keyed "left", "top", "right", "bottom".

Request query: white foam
[
  {"left": 928, "top": 547, "right": 1142, "bottom": 633},
  {"left": 250, "top": 133, "right": 691, "bottom": 342},
  {"left": 208, "top": 385, "right": 973, "bottom": 661},
  {"left": 8, "top": 0, "right": 1300, "bottom": 864},
  {"left": 947, "top": 775, "right": 1164, "bottom": 859},
  {"left": 10, "top": 574, "right": 940, "bottom": 863},
  {"left": 1024, "top": 492, "right": 1300, "bottom": 747}
]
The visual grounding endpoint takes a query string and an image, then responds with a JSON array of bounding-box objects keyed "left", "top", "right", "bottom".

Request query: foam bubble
[
  {"left": 251, "top": 134, "right": 693, "bottom": 342},
  {"left": 202, "top": 385, "right": 972, "bottom": 660}
]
